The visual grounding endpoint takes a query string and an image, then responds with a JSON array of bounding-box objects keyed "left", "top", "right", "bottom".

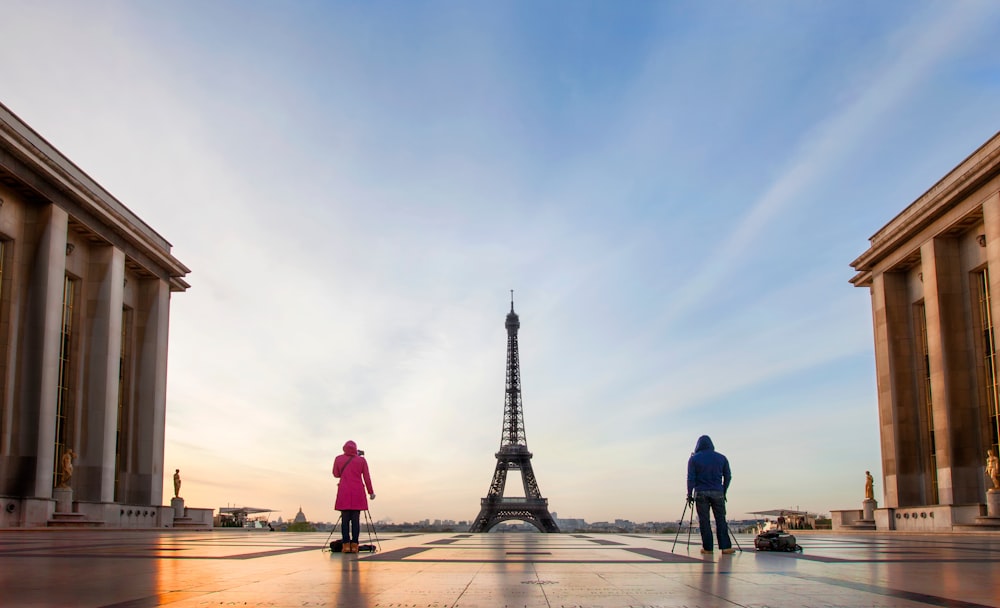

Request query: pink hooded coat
[{"left": 333, "top": 440, "right": 374, "bottom": 511}]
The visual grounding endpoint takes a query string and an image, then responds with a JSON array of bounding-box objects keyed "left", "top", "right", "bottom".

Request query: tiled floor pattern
[{"left": 0, "top": 530, "right": 998, "bottom": 607}]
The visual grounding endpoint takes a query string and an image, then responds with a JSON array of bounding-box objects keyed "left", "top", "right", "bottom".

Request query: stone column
[
  {"left": 23, "top": 205, "right": 68, "bottom": 498},
  {"left": 982, "top": 193, "right": 1000, "bottom": 489},
  {"left": 921, "top": 238, "right": 955, "bottom": 505},
  {"left": 80, "top": 246, "right": 125, "bottom": 503},
  {"left": 921, "top": 237, "right": 980, "bottom": 505},
  {"left": 871, "top": 271, "right": 920, "bottom": 508},
  {"left": 130, "top": 278, "right": 170, "bottom": 506}
]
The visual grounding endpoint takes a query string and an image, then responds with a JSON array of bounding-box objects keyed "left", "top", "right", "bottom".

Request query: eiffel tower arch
[{"left": 470, "top": 294, "right": 559, "bottom": 533}]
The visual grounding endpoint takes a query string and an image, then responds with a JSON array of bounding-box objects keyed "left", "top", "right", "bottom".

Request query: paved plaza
[{"left": 1, "top": 529, "right": 998, "bottom": 607}]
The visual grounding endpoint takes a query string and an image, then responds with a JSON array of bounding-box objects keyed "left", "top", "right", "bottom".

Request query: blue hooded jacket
[{"left": 687, "top": 435, "right": 731, "bottom": 496}]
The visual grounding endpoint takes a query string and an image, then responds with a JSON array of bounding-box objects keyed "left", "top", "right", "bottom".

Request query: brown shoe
[
  {"left": 722, "top": 548, "right": 736, "bottom": 554},
  {"left": 700, "top": 548, "right": 713, "bottom": 554},
  {"left": 350, "top": 542, "right": 359, "bottom": 553}
]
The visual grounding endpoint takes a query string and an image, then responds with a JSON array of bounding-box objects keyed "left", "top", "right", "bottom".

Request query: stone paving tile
[{"left": 1, "top": 530, "right": 999, "bottom": 607}]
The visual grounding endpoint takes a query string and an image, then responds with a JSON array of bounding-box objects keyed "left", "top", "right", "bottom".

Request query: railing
[
  {"left": 481, "top": 497, "right": 548, "bottom": 506},
  {"left": 495, "top": 445, "right": 532, "bottom": 458}
]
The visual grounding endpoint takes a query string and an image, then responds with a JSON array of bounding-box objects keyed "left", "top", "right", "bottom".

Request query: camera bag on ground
[
  {"left": 329, "top": 540, "right": 343, "bottom": 552},
  {"left": 754, "top": 530, "right": 802, "bottom": 552}
]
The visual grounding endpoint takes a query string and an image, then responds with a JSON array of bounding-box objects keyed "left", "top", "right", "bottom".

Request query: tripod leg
[
  {"left": 363, "top": 510, "right": 381, "bottom": 553},
  {"left": 687, "top": 500, "right": 695, "bottom": 549},
  {"left": 728, "top": 521, "right": 743, "bottom": 552},
  {"left": 671, "top": 500, "right": 688, "bottom": 552},
  {"left": 323, "top": 514, "right": 343, "bottom": 552}
]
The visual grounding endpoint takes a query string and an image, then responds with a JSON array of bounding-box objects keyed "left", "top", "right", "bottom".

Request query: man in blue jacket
[{"left": 687, "top": 435, "right": 734, "bottom": 554}]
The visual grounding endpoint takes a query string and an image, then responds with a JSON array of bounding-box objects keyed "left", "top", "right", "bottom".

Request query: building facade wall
[
  {"left": 0, "top": 103, "right": 189, "bottom": 527},
  {"left": 852, "top": 132, "right": 1000, "bottom": 522}
]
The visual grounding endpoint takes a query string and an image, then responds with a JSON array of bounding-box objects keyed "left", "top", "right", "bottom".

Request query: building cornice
[
  {"left": 0, "top": 102, "right": 189, "bottom": 291},
  {"left": 850, "top": 131, "right": 1000, "bottom": 286}
]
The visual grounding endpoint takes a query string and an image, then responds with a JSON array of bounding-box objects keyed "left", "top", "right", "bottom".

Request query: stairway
[{"left": 48, "top": 512, "right": 104, "bottom": 528}]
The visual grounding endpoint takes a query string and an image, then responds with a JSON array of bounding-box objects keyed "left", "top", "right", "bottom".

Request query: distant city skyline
[
  {"left": 2, "top": 1, "right": 999, "bottom": 525},
  {"left": 275, "top": 510, "right": 814, "bottom": 530}
]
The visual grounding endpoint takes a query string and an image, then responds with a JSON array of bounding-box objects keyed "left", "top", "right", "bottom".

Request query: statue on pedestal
[
  {"left": 173, "top": 469, "right": 182, "bottom": 498},
  {"left": 57, "top": 448, "right": 76, "bottom": 488},
  {"left": 865, "top": 471, "right": 874, "bottom": 501},
  {"left": 987, "top": 449, "right": 999, "bottom": 491}
]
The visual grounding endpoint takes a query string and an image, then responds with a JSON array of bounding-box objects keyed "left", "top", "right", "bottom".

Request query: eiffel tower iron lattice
[{"left": 469, "top": 294, "right": 559, "bottom": 533}]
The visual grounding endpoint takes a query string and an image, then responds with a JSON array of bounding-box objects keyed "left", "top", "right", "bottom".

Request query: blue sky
[{"left": 2, "top": 1, "right": 1000, "bottom": 525}]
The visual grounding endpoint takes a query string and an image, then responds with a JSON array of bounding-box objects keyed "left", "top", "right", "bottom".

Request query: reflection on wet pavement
[{"left": 0, "top": 530, "right": 998, "bottom": 607}]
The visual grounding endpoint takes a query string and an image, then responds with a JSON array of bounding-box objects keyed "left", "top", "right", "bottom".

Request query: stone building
[
  {"left": 0, "top": 102, "right": 205, "bottom": 528},
  {"left": 847, "top": 131, "right": 1000, "bottom": 531}
]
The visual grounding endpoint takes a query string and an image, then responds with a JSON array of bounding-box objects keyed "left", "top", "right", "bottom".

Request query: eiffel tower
[{"left": 470, "top": 293, "right": 559, "bottom": 533}]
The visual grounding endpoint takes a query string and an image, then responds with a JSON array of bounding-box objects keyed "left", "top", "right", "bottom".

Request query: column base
[
  {"left": 53, "top": 488, "right": 73, "bottom": 513},
  {"left": 862, "top": 498, "right": 878, "bottom": 521},
  {"left": 987, "top": 489, "right": 1000, "bottom": 518}
]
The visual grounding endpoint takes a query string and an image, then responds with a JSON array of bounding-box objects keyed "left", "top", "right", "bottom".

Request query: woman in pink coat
[{"left": 332, "top": 440, "right": 375, "bottom": 553}]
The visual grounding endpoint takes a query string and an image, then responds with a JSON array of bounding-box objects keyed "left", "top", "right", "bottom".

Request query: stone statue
[
  {"left": 987, "top": 449, "right": 1000, "bottom": 491},
  {"left": 173, "top": 469, "right": 182, "bottom": 498},
  {"left": 57, "top": 448, "right": 76, "bottom": 488},
  {"left": 865, "top": 470, "right": 874, "bottom": 501}
]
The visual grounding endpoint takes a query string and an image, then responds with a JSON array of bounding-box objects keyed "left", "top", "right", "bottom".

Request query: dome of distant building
[{"left": 294, "top": 507, "right": 307, "bottom": 524}]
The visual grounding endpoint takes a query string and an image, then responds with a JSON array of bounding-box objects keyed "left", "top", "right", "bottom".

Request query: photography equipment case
[{"left": 754, "top": 530, "right": 802, "bottom": 552}]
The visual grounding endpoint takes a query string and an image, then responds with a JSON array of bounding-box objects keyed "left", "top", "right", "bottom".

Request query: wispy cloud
[{"left": 650, "top": 2, "right": 993, "bottom": 331}]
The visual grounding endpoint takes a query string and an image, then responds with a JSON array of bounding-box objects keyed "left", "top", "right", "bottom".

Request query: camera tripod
[
  {"left": 322, "top": 510, "right": 382, "bottom": 554},
  {"left": 362, "top": 509, "right": 382, "bottom": 553},
  {"left": 671, "top": 496, "right": 742, "bottom": 553}
]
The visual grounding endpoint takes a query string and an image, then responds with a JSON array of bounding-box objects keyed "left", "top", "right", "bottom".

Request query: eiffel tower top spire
[
  {"left": 506, "top": 289, "right": 518, "bottom": 328},
  {"left": 501, "top": 290, "right": 526, "bottom": 448}
]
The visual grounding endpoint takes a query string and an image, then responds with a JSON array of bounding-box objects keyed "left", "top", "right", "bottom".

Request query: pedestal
[
  {"left": 171, "top": 497, "right": 185, "bottom": 519},
  {"left": 862, "top": 498, "right": 877, "bottom": 520},
  {"left": 53, "top": 487, "right": 73, "bottom": 513},
  {"left": 988, "top": 489, "right": 1000, "bottom": 518}
]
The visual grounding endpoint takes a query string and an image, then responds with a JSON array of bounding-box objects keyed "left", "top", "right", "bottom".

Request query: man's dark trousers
[{"left": 695, "top": 490, "right": 731, "bottom": 551}]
